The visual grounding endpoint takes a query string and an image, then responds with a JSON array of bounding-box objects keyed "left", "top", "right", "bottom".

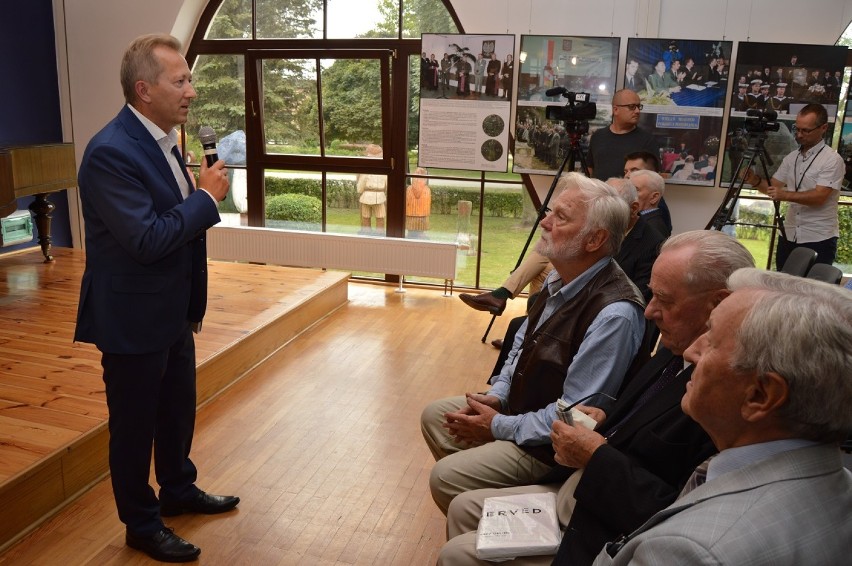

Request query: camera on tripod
[
  {"left": 545, "top": 90, "right": 597, "bottom": 133},
  {"left": 744, "top": 108, "right": 780, "bottom": 134}
]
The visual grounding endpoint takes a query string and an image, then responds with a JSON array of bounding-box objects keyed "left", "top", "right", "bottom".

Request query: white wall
[
  {"left": 56, "top": 0, "right": 852, "bottom": 242},
  {"left": 56, "top": 0, "right": 203, "bottom": 246}
]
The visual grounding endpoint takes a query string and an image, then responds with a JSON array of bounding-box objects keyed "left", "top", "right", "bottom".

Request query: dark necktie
[
  {"left": 172, "top": 146, "right": 195, "bottom": 186},
  {"left": 171, "top": 146, "right": 194, "bottom": 195},
  {"left": 605, "top": 356, "right": 684, "bottom": 438},
  {"left": 678, "top": 455, "right": 714, "bottom": 498}
]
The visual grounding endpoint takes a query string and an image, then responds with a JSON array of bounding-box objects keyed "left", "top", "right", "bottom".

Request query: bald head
[
  {"left": 612, "top": 89, "right": 640, "bottom": 106},
  {"left": 611, "top": 89, "right": 641, "bottom": 131}
]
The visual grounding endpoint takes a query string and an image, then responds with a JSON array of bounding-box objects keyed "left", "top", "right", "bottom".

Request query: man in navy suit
[{"left": 75, "top": 33, "right": 236, "bottom": 562}]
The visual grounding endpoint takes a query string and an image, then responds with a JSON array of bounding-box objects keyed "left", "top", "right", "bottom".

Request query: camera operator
[
  {"left": 587, "top": 90, "right": 660, "bottom": 181},
  {"left": 745, "top": 103, "right": 844, "bottom": 270}
]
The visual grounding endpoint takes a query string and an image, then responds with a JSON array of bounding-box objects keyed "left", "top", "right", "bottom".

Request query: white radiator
[{"left": 206, "top": 226, "right": 458, "bottom": 282}]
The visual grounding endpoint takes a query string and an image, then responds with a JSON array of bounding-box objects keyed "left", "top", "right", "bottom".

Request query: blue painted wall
[{"left": 0, "top": 0, "right": 72, "bottom": 254}]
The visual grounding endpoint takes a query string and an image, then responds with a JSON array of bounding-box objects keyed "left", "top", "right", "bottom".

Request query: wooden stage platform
[{"left": 0, "top": 248, "right": 350, "bottom": 551}]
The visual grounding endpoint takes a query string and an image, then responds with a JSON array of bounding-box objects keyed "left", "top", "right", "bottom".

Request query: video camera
[
  {"left": 545, "top": 90, "right": 597, "bottom": 129},
  {"left": 744, "top": 108, "right": 780, "bottom": 134}
]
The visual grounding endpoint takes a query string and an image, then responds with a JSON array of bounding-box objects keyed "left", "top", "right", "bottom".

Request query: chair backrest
[
  {"left": 779, "top": 247, "right": 817, "bottom": 276},
  {"left": 806, "top": 263, "right": 843, "bottom": 284}
]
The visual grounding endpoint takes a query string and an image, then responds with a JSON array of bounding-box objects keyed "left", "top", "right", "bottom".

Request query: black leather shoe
[
  {"left": 126, "top": 527, "right": 200, "bottom": 562},
  {"left": 459, "top": 292, "right": 506, "bottom": 315},
  {"left": 491, "top": 338, "right": 504, "bottom": 349},
  {"left": 160, "top": 491, "right": 240, "bottom": 517}
]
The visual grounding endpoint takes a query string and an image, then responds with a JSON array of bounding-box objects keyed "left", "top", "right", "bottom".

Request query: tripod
[
  {"left": 706, "top": 128, "right": 786, "bottom": 258},
  {"left": 480, "top": 124, "right": 590, "bottom": 343}
]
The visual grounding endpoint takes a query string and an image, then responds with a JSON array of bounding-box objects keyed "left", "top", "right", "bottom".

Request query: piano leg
[{"left": 28, "top": 193, "right": 55, "bottom": 262}]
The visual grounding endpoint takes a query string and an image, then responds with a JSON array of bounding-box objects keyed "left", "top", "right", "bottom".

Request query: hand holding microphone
[
  {"left": 199, "top": 126, "right": 219, "bottom": 166},
  {"left": 197, "top": 126, "right": 230, "bottom": 202}
]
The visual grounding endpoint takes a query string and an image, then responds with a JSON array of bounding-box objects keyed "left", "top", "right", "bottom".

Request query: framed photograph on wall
[
  {"left": 838, "top": 96, "right": 852, "bottom": 193},
  {"left": 626, "top": 37, "right": 733, "bottom": 186},
  {"left": 418, "top": 33, "right": 515, "bottom": 172},
  {"left": 512, "top": 35, "right": 620, "bottom": 176},
  {"left": 719, "top": 42, "right": 848, "bottom": 186}
]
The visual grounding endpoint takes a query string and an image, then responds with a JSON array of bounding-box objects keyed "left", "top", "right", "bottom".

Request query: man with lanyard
[{"left": 745, "top": 103, "right": 844, "bottom": 270}]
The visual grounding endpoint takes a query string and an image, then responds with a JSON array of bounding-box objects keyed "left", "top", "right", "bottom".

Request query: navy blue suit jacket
[
  {"left": 615, "top": 216, "right": 666, "bottom": 303},
  {"left": 551, "top": 348, "right": 716, "bottom": 566},
  {"left": 74, "top": 106, "right": 221, "bottom": 355}
]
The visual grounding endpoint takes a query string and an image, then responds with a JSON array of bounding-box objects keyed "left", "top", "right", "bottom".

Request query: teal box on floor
[{"left": 0, "top": 210, "right": 34, "bottom": 247}]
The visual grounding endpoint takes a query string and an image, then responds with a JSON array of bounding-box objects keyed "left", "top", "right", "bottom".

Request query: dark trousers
[
  {"left": 101, "top": 326, "right": 199, "bottom": 536},
  {"left": 775, "top": 236, "right": 838, "bottom": 271}
]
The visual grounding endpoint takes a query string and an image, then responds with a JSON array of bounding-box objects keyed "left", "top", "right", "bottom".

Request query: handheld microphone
[
  {"left": 198, "top": 126, "right": 219, "bottom": 167},
  {"left": 545, "top": 86, "right": 567, "bottom": 97}
]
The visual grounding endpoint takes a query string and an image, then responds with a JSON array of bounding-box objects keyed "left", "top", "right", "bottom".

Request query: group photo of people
[
  {"left": 624, "top": 38, "right": 732, "bottom": 108},
  {"left": 419, "top": 34, "right": 516, "bottom": 101},
  {"left": 513, "top": 107, "right": 594, "bottom": 171},
  {"left": 719, "top": 42, "right": 849, "bottom": 185},
  {"left": 514, "top": 36, "right": 620, "bottom": 103},
  {"left": 730, "top": 54, "right": 845, "bottom": 115},
  {"left": 512, "top": 35, "right": 619, "bottom": 175}
]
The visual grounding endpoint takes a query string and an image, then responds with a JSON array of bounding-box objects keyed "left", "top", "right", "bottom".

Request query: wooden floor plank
[
  {"left": 0, "top": 250, "right": 528, "bottom": 564},
  {"left": 0, "top": 247, "right": 352, "bottom": 551}
]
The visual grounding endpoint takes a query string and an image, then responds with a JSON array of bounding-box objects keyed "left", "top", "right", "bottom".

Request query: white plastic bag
[{"left": 475, "top": 491, "right": 562, "bottom": 561}]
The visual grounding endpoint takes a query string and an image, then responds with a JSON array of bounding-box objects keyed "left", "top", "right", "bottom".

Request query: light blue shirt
[
  {"left": 487, "top": 257, "right": 645, "bottom": 446},
  {"left": 126, "top": 104, "right": 217, "bottom": 205}
]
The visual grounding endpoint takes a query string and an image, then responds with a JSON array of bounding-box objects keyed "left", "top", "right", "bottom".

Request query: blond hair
[{"left": 120, "top": 34, "right": 182, "bottom": 104}]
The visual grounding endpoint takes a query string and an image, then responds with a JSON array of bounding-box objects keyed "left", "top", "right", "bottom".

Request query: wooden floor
[
  {"left": 0, "top": 247, "right": 350, "bottom": 555},
  {"left": 0, "top": 248, "right": 527, "bottom": 565}
]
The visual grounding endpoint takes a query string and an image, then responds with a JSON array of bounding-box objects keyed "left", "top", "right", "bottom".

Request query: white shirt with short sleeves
[{"left": 772, "top": 140, "right": 844, "bottom": 242}]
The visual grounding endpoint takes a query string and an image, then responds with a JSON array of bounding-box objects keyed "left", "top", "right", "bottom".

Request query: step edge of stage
[{"left": 0, "top": 272, "right": 350, "bottom": 553}]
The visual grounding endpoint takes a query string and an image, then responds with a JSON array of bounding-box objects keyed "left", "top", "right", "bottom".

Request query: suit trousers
[
  {"left": 502, "top": 250, "right": 551, "bottom": 297},
  {"left": 421, "top": 396, "right": 555, "bottom": 514},
  {"left": 101, "top": 325, "right": 199, "bottom": 535}
]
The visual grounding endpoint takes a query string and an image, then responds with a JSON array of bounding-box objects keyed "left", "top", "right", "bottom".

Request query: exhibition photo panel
[
  {"left": 418, "top": 33, "right": 515, "bottom": 172},
  {"left": 626, "top": 37, "right": 733, "bottom": 186},
  {"left": 512, "top": 35, "right": 620, "bottom": 175},
  {"left": 720, "top": 41, "right": 848, "bottom": 185}
]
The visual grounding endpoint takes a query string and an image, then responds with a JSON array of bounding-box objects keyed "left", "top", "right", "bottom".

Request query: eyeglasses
[
  {"left": 792, "top": 123, "right": 825, "bottom": 135},
  {"left": 615, "top": 103, "right": 643, "bottom": 111}
]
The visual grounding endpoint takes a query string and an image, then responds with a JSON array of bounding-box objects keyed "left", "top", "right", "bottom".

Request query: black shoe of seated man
[
  {"left": 126, "top": 527, "right": 200, "bottom": 562},
  {"left": 160, "top": 491, "right": 240, "bottom": 517},
  {"left": 459, "top": 292, "right": 506, "bottom": 315}
]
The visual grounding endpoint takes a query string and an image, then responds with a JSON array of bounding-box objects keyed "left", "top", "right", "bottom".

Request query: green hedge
[
  {"left": 838, "top": 204, "right": 852, "bottom": 264},
  {"left": 263, "top": 176, "right": 524, "bottom": 218},
  {"left": 737, "top": 202, "right": 852, "bottom": 264},
  {"left": 266, "top": 193, "right": 322, "bottom": 223}
]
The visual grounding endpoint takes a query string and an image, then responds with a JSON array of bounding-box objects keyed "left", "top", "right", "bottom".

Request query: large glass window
[
  {"left": 188, "top": 1, "right": 543, "bottom": 288},
  {"left": 261, "top": 58, "right": 321, "bottom": 156}
]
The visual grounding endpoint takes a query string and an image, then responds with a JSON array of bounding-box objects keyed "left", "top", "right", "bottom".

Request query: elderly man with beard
[{"left": 421, "top": 173, "right": 650, "bottom": 514}]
